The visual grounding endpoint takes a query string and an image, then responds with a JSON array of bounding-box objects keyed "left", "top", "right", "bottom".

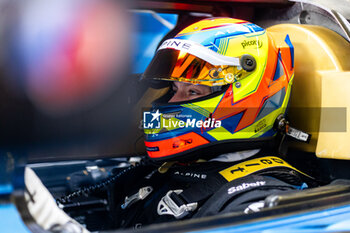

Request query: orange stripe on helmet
[
  {"left": 212, "top": 32, "right": 292, "bottom": 132},
  {"left": 145, "top": 132, "right": 209, "bottom": 159}
]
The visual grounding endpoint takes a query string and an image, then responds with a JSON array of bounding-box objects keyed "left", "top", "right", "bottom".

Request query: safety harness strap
[
  {"left": 180, "top": 174, "right": 226, "bottom": 203},
  {"left": 194, "top": 175, "right": 301, "bottom": 218},
  {"left": 219, "top": 156, "right": 313, "bottom": 182},
  {"left": 161, "top": 156, "right": 314, "bottom": 219},
  {"left": 157, "top": 173, "right": 226, "bottom": 219}
]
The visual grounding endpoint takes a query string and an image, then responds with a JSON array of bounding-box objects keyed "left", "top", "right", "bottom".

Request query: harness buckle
[
  {"left": 121, "top": 186, "right": 153, "bottom": 209},
  {"left": 157, "top": 190, "right": 198, "bottom": 219}
]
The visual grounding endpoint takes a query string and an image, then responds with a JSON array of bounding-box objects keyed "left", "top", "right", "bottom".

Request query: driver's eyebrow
[{"left": 172, "top": 82, "right": 189, "bottom": 89}]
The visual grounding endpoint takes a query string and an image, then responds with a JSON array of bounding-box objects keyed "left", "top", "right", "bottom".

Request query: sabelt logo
[
  {"left": 241, "top": 39, "right": 263, "bottom": 49},
  {"left": 227, "top": 181, "right": 266, "bottom": 194}
]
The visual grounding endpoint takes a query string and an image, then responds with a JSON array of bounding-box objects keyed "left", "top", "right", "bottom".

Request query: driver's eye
[
  {"left": 189, "top": 90, "right": 199, "bottom": 95},
  {"left": 171, "top": 87, "right": 178, "bottom": 94}
]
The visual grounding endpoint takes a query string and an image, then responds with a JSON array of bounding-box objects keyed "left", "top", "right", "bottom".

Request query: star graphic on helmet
[{"left": 151, "top": 110, "right": 161, "bottom": 122}]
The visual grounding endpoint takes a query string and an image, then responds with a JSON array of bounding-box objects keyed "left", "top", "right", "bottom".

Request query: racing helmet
[{"left": 141, "top": 18, "right": 295, "bottom": 161}]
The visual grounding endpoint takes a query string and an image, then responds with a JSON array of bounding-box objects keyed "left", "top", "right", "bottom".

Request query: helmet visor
[{"left": 141, "top": 39, "right": 251, "bottom": 87}]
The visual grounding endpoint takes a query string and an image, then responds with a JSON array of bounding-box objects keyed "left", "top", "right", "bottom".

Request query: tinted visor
[{"left": 141, "top": 40, "right": 251, "bottom": 87}]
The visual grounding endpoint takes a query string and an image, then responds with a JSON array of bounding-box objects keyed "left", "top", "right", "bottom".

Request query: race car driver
[{"left": 111, "top": 17, "right": 317, "bottom": 229}]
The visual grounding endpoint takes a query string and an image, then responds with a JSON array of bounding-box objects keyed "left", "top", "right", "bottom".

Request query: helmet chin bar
[{"left": 148, "top": 137, "right": 276, "bottom": 162}]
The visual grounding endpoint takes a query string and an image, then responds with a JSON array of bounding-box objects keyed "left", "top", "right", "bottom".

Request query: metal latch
[
  {"left": 157, "top": 190, "right": 198, "bottom": 219},
  {"left": 121, "top": 186, "right": 153, "bottom": 209}
]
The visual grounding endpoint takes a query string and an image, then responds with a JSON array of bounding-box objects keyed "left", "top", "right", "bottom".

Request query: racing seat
[
  {"left": 267, "top": 24, "right": 350, "bottom": 160},
  {"left": 258, "top": 24, "right": 350, "bottom": 217}
]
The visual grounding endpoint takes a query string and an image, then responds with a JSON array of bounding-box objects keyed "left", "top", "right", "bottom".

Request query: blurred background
[
  {"left": 0, "top": 0, "right": 177, "bottom": 162},
  {"left": 0, "top": 0, "right": 177, "bottom": 161}
]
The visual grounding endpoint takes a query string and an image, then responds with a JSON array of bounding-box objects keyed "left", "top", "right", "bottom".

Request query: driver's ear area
[{"left": 267, "top": 24, "right": 350, "bottom": 180}]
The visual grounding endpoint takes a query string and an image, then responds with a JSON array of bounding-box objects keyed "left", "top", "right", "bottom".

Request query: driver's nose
[{"left": 168, "top": 90, "right": 187, "bottom": 103}]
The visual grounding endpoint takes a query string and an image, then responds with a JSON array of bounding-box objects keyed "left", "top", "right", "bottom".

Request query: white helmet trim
[{"left": 158, "top": 39, "right": 241, "bottom": 67}]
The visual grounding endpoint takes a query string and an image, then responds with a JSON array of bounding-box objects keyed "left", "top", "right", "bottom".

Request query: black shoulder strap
[
  {"left": 194, "top": 174, "right": 299, "bottom": 218},
  {"left": 165, "top": 156, "right": 314, "bottom": 219},
  {"left": 178, "top": 173, "right": 226, "bottom": 204}
]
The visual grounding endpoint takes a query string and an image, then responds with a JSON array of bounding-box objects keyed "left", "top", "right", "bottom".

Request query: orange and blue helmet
[{"left": 141, "top": 18, "right": 295, "bottom": 161}]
